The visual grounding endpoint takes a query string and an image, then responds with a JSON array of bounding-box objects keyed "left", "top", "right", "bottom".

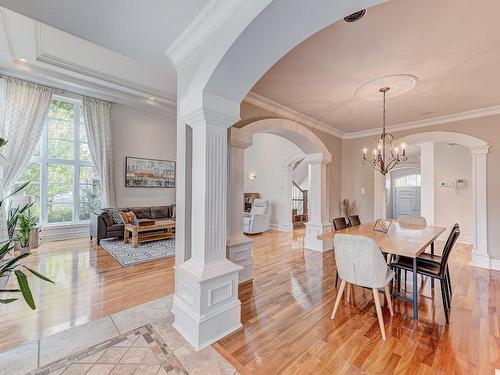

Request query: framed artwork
[{"left": 125, "top": 157, "right": 175, "bottom": 188}]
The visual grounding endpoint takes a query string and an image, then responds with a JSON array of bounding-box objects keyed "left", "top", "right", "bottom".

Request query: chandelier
[{"left": 362, "top": 87, "right": 407, "bottom": 175}]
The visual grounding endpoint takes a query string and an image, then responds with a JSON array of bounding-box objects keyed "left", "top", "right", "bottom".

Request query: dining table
[{"left": 318, "top": 221, "right": 446, "bottom": 320}]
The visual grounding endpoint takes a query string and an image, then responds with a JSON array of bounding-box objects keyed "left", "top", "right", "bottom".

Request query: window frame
[{"left": 28, "top": 95, "right": 97, "bottom": 226}]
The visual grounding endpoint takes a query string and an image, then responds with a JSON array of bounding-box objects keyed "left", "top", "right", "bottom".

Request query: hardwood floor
[
  {"left": 216, "top": 229, "right": 500, "bottom": 374},
  {"left": 1, "top": 230, "right": 499, "bottom": 374},
  {"left": 0, "top": 238, "right": 174, "bottom": 352}
]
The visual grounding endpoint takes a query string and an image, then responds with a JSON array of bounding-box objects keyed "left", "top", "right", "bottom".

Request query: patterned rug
[
  {"left": 29, "top": 324, "right": 188, "bottom": 374},
  {"left": 100, "top": 238, "right": 175, "bottom": 266}
]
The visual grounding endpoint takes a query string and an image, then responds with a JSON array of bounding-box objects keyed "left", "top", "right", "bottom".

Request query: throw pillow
[
  {"left": 121, "top": 211, "right": 137, "bottom": 224},
  {"left": 103, "top": 208, "right": 124, "bottom": 224},
  {"left": 150, "top": 206, "right": 169, "bottom": 219},
  {"left": 130, "top": 207, "right": 151, "bottom": 219}
]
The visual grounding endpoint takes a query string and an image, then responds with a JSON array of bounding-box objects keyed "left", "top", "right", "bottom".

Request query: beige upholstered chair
[
  {"left": 398, "top": 215, "right": 427, "bottom": 226},
  {"left": 331, "top": 234, "right": 394, "bottom": 340}
]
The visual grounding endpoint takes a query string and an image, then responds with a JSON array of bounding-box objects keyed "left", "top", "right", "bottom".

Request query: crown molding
[
  {"left": 343, "top": 104, "right": 500, "bottom": 139},
  {"left": 244, "top": 92, "right": 345, "bottom": 138},
  {"left": 166, "top": 0, "right": 244, "bottom": 66},
  {"left": 34, "top": 22, "right": 177, "bottom": 110},
  {"left": 246, "top": 92, "right": 500, "bottom": 140}
]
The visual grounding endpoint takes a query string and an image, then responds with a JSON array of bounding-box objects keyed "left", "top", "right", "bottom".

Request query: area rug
[
  {"left": 100, "top": 238, "right": 175, "bottom": 266},
  {"left": 29, "top": 324, "right": 188, "bottom": 375}
]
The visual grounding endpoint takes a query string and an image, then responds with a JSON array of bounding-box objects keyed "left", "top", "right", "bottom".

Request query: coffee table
[{"left": 124, "top": 220, "right": 175, "bottom": 248}]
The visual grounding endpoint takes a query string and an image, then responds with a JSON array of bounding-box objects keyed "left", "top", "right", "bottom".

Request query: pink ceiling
[{"left": 251, "top": 0, "right": 500, "bottom": 133}]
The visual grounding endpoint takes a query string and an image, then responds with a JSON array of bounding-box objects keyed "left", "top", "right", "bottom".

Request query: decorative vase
[
  {"left": 20, "top": 246, "right": 30, "bottom": 255},
  {"left": 0, "top": 270, "right": 11, "bottom": 289}
]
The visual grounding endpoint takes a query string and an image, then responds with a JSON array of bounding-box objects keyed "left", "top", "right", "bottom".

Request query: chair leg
[
  {"left": 446, "top": 267, "right": 452, "bottom": 295},
  {"left": 444, "top": 277, "right": 451, "bottom": 310},
  {"left": 346, "top": 283, "right": 352, "bottom": 303},
  {"left": 331, "top": 280, "right": 347, "bottom": 320},
  {"left": 335, "top": 271, "right": 339, "bottom": 288},
  {"left": 397, "top": 269, "right": 401, "bottom": 294},
  {"left": 440, "top": 279, "right": 450, "bottom": 325},
  {"left": 385, "top": 284, "right": 394, "bottom": 316},
  {"left": 372, "top": 288, "right": 386, "bottom": 340}
]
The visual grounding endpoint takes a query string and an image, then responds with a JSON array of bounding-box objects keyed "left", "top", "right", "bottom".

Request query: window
[
  {"left": 394, "top": 174, "right": 421, "bottom": 188},
  {"left": 15, "top": 97, "right": 101, "bottom": 225}
]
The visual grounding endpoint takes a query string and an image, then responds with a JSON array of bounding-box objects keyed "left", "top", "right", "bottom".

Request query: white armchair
[{"left": 243, "top": 199, "right": 270, "bottom": 234}]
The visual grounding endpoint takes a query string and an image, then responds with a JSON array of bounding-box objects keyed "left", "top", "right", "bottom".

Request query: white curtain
[
  {"left": 82, "top": 97, "right": 115, "bottom": 207},
  {"left": 0, "top": 77, "right": 52, "bottom": 194}
]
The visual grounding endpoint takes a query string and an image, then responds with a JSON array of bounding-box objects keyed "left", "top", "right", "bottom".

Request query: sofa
[
  {"left": 243, "top": 199, "right": 270, "bottom": 234},
  {"left": 90, "top": 205, "right": 174, "bottom": 244}
]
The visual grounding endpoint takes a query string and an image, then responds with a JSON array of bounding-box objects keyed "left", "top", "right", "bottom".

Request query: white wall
[
  {"left": 244, "top": 133, "right": 304, "bottom": 226},
  {"left": 434, "top": 142, "right": 473, "bottom": 241},
  {"left": 111, "top": 104, "right": 176, "bottom": 208}
]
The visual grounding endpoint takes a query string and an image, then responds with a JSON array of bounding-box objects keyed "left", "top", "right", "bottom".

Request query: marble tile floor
[{"left": 0, "top": 296, "right": 237, "bottom": 375}]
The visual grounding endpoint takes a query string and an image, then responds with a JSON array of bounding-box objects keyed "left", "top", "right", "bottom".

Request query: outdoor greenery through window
[{"left": 15, "top": 96, "right": 101, "bottom": 224}]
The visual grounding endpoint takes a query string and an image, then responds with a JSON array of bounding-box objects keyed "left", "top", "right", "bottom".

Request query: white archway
[
  {"left": 374, "top": 131, "right": 490, "bottom": 269},
  {"left": 174, "top": 0, "right": 385, "bottom": 350},
  {"left": 229, "top": 118, "right": 332, "bottom": 253}
]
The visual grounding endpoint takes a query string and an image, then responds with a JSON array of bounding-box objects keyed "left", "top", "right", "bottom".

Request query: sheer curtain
[
  {"left": 82, "top": 97, "right": 115, "bottom": 207},
  {"left": 0, "top": 78, "right": 52, "bottom": 192},
  {"left": 0, "top": 77, "right": 52, "bottom": 238}
]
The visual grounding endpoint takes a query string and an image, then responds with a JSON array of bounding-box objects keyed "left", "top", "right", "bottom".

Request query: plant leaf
[
  {"left": 0, "top": 252, "right": 30, "bottom": 273},
  {"left": 0, "top": 240, "right": 13, "bottom": 259},
  {"left": 14, "top": 269, "right": 36, "bottom": 310},
  {"left": 1, "top": 181, "right": 30, "bottom": 206},
  {"left": 0, "top": 298, "right": 18, "bottom": 304},
  {"left": 23, "top": 266, "right": 54, "bottom": 284}
]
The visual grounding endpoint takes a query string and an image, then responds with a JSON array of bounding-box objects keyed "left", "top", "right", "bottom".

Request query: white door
[{"left": 395, "top": 187, "right": 421, "bottom": 219}]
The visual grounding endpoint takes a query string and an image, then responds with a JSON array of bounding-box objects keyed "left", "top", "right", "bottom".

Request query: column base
[
  {"left": 172, "top": 258, "right": 243, "bottom": 351},
  {"left": 227, "top": 235, "right": 254, "bottom": 283},
  {"left": 471, "top": 251, "right": 491, "bottom": 269},
  {"left": 304, "top": 222, "right": 332, "bottom": 252}
]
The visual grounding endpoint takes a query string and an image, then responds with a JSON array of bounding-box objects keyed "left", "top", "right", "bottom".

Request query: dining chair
[
  {"left": 390, "top": 224, "right": 460, "bottom": 325},
  {"left": 332, "top": 217, "right": 349, "bottom": 287},
  {"left": 398, "top": 215, "right": 427, "bottom": 226},
  {"left": 331, "top": 234, "right": 394, "bottom": 340},
  {"left": 332, "top": 217, "right": 348, "bottom": 230},
  {"left": 347, "top": 215, "right": 361, "bottom": 227}
]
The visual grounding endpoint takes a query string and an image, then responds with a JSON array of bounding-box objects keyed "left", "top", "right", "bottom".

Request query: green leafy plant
[
  {"left": 16, "top": 213, "right": 36, "bottom": 248},
  {"left": 8, "top": 200, "right": 34, "bottom": 240},
  {"left": 0, "top": 137, "right": 7, "bottom": 149},
  {"left": 0, "top": 181, "right": 54, "bottom": 309}
]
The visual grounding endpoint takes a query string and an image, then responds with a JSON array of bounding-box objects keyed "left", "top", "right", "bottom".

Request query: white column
[
  {"left": 304, "top": 153, "right": 332, "bottom": 252},
  {"left": 227, "top": 128, "right": 254, "bottom": 283},
  {"left": 470, "top": 146, "right": 490, "bottom": 269},
  {"left": 277, "top": 164, "right": 294, "bottom": 232},
  {"left": 173, "top": 108, "right": 243, "bottom": 351},
  {"left": 420, "top": 142, "right": 435, "bottom": 225}
]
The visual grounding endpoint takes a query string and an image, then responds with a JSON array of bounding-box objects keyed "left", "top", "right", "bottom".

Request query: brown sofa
[{"left": 90, "top": 206, "right": 174, "bottom": 244}]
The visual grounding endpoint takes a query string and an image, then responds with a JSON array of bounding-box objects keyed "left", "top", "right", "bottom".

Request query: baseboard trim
[{"left": 489, "top": 258, "right": 500, "bottom": 271}]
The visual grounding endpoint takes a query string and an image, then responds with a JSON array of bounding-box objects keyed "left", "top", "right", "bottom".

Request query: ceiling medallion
[
  {"left": 362, "top": 87, "right": 408, "bottom": 176},
  {"left": 355, "top": 74, "right": 419, "bottom": 101}
]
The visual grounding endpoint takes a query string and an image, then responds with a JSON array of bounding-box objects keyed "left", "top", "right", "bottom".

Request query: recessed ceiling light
[
  {"left": 149, "top": 97, "right": 155, "bottom": 101},
  {"left": 14, "top": 58, "right": 28, "bottom": 63},
  {"left": 344, "top": 10, "right": 366, "bottom": 23}
]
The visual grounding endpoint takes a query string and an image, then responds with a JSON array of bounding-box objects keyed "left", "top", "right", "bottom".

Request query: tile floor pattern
[
  {"left": 0, "top": 296, "right": 237, "bottom": 375},
  {"left": 28, "top": 325, "right": 187, "bottom": 375}
]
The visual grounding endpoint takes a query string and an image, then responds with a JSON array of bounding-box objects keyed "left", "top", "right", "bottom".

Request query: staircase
[{"left": 291, "top": 159, "right": 308, "bottom": 227}]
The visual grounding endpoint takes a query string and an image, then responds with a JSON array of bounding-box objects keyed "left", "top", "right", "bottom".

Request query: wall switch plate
[{"left": 360, "top": 188, "right": 365, "bottom": 194}]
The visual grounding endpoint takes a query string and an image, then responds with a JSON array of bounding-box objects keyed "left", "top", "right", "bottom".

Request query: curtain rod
[{"left": 0, "top": 73, "right": 114, "bottom": 104}]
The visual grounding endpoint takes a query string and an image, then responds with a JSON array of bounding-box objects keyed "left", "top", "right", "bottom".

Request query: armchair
[{"left": 243, "top": 199, "right": 270, "bottom": 234}]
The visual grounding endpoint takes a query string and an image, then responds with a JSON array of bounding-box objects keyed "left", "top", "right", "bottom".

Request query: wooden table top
[{"left": 318, "top": 221, "right": 446, "bottom": 258}]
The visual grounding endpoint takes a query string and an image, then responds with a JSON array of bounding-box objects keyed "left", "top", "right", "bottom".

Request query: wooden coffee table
[{"left": 124, "top": 220, "right": 175, "bottom": 248}]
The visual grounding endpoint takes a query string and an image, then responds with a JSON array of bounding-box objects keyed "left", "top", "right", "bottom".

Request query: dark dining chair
[
  {"left": 390, "top": 224, "right": 460, "bottom": 325},
  {"left": 348, "top": 215, "right": 361, "bottom": 227},
  {"left": 332, "top": 217, "right": 349, "bottom": 287},
  {"left": 333, "top": 217, "right": 348, "bottom": 231}
]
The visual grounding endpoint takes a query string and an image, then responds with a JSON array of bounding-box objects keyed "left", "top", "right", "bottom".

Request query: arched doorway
[
  {"left": 229, "top": 118, "right": 332, "bottom": 255},
  {"left": 373, "top": 131, "right": 490, "bottom": 269}
]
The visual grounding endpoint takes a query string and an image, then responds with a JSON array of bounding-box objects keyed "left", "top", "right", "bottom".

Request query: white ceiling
[
  {"left": 251, "top": 0, "right": 500, "bottom": 133},
  {"left": 0, "top": 0, "right": 209, "bottom": 72}
]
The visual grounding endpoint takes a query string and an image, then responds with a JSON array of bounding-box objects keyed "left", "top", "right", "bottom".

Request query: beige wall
[
  {"left": 341, "top": 114, "right": 500, "bottom": 260},
  {"left": 111, "top": 104, "right": 176, "bottom": 208},
  {"left": 241, "top": 102, "right": 343, "bottom": 220}
]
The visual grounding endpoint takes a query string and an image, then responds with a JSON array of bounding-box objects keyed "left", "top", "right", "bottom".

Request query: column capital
[
  {"left": 229, "top": 127, "right": 252, "bottom": 149},
  {"left": 470, "top": 144, "right": 490, "bottom": 156},
  {"left": 181, "top": 107, "right": 240, "bottom": 129},
  {"left": 305, "top": 152, "right": 331, "bottom": 165}
]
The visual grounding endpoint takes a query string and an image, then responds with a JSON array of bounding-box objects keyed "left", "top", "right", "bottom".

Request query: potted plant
[
  {"left": 16, "top": 213, "right": 36, "bottom": 254},
  {"left": 342, "top": 198, "right": 357, "bottom": 217}
]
